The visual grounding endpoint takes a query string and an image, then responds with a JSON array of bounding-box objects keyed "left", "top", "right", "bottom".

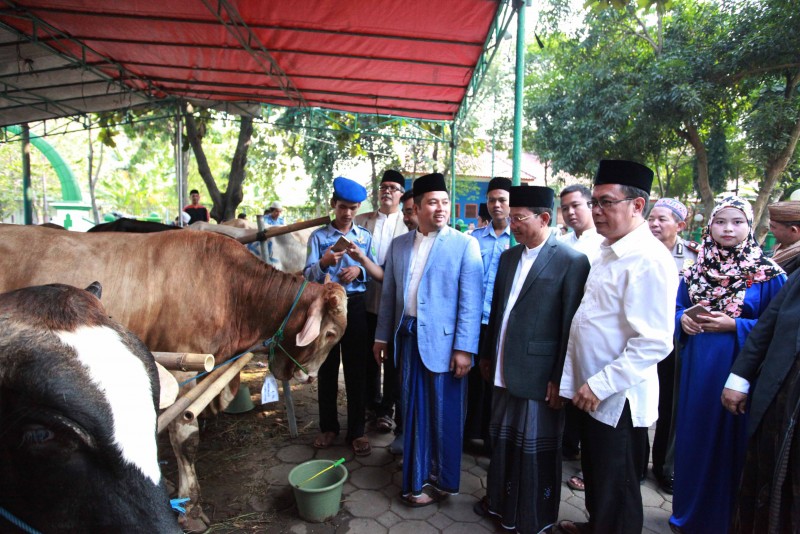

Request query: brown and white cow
[
  {"left": 0, "top": 283, "right": 181, "bottom": 533},
  {"left": 0, "top": 224, "right": 347, "bottom": 530}
]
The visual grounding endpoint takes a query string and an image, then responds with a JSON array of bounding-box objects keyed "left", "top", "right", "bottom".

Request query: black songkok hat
[
  {"left": 487, "top": 177, "right": 512, "bottom": 192},
  {"left": 400, "top": 190, "right": 414, "bottom": 203},
  {"left": 593, "top": 159, "right": 654, "bottom": 194},
  {"left": 478, "top": 203, "right": 490, "bottom": 220},
  {"left": 381, "top": 169, "right": 405, "bottom": 187},
  {"left": 413, "top": 173, "right": 448, "bottom": 196},
  {"left": 509, "top": 185, "right": 554, "bottom": 209}
]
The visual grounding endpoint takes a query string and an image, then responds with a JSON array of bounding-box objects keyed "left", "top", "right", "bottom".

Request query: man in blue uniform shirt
[
  {"left": 466, "top": 177, "right": 512, "bottom": 451},
  {"left": 305, "top": 176, "right": 377, "bottom": 456}
]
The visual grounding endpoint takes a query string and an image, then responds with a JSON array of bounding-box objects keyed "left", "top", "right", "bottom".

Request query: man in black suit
[
  {"left": 474, "top": 185, "right": 590, "bottom": 533},
  {"left": 722, "top": 269, "right": 799, "bottom": 533}
]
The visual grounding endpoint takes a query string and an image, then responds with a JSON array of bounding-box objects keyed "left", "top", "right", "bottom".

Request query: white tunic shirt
[
  {"left": 494, "top": 241, "right": 546, "bottom": 387},
  {"left": 373, "top": 211, "right": 401, "bottom": 265},
  {"left": 404, "top": 230, "right": 439, "bottom": 317},
  {"left": 560, "top": 222, "right": 678, "bottom": 428}
]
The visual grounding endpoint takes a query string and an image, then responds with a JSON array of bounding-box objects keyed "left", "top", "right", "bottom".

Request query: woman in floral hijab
[{"left": 670, "top": 195, "right": 785, "bottom": 534}]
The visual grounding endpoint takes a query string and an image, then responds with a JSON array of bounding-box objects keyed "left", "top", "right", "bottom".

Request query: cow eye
[{"left": 20, "top": 424, "right": 55, "bottom": 446}]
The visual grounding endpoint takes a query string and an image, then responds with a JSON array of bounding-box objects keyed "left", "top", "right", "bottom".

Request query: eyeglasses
[
  {"left": 587, "top": 197, "right": 635, "bottom": 210},
  {"left": 379, "top": 185, "right": 403, "bottom": 193},
  {"left": 510, "top": 213, "right": 535, "bottom": 223}
]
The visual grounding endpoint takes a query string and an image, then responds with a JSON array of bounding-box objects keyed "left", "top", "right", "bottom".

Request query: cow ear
[
  {"left": 296, "top": 301, "right": 323, "bottom": 347},
  {"left": 85, "top": 281, "right": 103, "bottom": 300}
]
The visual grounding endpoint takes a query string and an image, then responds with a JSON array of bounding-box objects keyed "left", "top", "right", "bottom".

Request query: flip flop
[
  {"left": 557, "top": 520, "right": 591, "bottom": 534},
  {"left": 472, "top": 496, "right": 490, "bottom": 517},
  {"left": 352, "top": 436, "right": 372, "bottom": 456},
  {"left": 313, "top": 431, "right": 336, "bottom": 449},
  {"left": 566, "top": 475, "right": 585, "bottom": 491},
  {"left": 376, "top": 415, "right": 394, "bottom": 433}
]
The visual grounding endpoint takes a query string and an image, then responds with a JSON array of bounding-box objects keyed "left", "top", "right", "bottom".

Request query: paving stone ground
[{"left": 255, "top": 368, "right": 674, "bottom": 534}]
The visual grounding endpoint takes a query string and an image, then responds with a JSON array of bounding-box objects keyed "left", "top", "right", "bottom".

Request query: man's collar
[{"left": 606, "top": 221, "right": 650, "bottom": 256}]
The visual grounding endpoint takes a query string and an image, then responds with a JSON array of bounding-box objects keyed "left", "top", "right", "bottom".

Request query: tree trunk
[
  {"left": 183, "top": 107, "right": 254, "bottom": 222},
  {"left": 368, "top": 150, "right": 378, "bottom": 208},
  {"left": 752, "top": 116, "right": 800, "bottom": 228},
  {"left": 681, "top": 122, "right": 715, "bottom": 217}
]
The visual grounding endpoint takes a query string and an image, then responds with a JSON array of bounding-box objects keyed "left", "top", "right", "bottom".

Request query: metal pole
[
  {"left": 175, "top": 109, "right": 184, "bottom": 226},
  {"left": 511, "top": 1, "right": 526, "bottom": 187},
  {"left": 450, "top": 121, "right": 457, "bottom": 226},
  {"left": 21, "top": 123, "right": 33, "bottom": 225},
  {"left": 256, "top": 214, "right": 298, "bottom": 438}
]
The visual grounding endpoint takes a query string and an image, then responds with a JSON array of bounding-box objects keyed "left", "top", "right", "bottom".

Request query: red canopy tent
[{"left": 0, "top": 0, "right": 514, "bottom": 127}]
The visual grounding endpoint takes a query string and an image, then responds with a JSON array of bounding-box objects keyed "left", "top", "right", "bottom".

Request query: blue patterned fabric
[{"left": 398, "top": 316, "right": 466, "bottom": 495}]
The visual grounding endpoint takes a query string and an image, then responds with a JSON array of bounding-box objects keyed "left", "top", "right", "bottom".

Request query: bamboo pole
[
  {"left": 157, "top": 355, "right": 245, "bottom": 433},
  {"left": 182, "top": 353, "right": 254, "bottom": 422},
  {"left": 153, "top": 352, "right": 214, "bottom": 372},
  {"left": 235, "top": 215, "right": 330, "bottom": 244}
]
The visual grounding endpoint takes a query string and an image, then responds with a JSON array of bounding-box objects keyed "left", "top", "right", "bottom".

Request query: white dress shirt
[
  {"left": 494, "top": 241, "right": 546, "bottom": 387},
  {"left": 373, "top": 211, "right": 401, "bottom": 265},
  {"left": 559, "top": 227, "right": 604, "bottom": 264},
  {"left": 404, "top": 230, "right": 439, "bottom": 317},
  {"left": 560, "top": 222, "right": 678, "bottom": 428}
]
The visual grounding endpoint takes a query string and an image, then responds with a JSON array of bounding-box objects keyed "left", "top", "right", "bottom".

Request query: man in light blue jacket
[{"left": 373, "top": 172, "right": 483, "bottom": 507}]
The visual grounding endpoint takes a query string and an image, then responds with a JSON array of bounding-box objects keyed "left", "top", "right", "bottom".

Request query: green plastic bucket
[{"left": 288, "top": 459, "right": 348, "bottom": 522}]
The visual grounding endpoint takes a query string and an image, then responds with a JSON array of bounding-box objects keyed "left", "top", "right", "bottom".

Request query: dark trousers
[
  {"left": 369, "top": 312, "right": 402, "bottom": 431},
  {"left": 563, "top": 403, "right": 582, "bottom": 458},
  {"left": 364, "top": 312, "right": 382, "bottom": 413},
  {"left": 652, "top": 350, "right": 676, "bottom": 480},
  {"left": 317, "top": 294, "right": 369, "bottom": 443},
  {"left": 464, "top": 324, "right": 492, "bottom": 447},
  {"left": 580, "top": 401, "right": 646, "bottom": 534}
]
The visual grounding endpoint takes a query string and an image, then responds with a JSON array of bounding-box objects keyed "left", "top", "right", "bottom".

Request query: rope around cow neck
[{"left": 178, "top": 279, "right": 309, "bottom": 387}]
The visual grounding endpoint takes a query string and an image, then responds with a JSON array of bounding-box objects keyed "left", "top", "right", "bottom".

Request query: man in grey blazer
[
  {"left": 355, "top": 169, "right": 409, "bottom": 436},
  {"left": 373, "top": 172, "right": 483, "bottom": 507},
  {"left": 474, "top": 185, "right": 590, "bottom": 533}
]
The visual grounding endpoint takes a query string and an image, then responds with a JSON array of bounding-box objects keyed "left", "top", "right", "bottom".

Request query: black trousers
[
  {"left": 652, "top": 350, "right": 676, "bottom": 479},
  {"left": 364, "top": 311, "right": 382, "bottom": 413},
  {"left": 464, "top": 324, "right": 492, "bottom": 446},
  {"left": 317, "top": 294, "right": 369, "bottom": 442},
  {"left": 580, "top": 401, "right": 647, "bottom": 534},
  {"left": 369, "top": 312, "right": 402, "bottom": 431},
  {"left": 563, "top": 402, "right": 582, "bottom": 458}
]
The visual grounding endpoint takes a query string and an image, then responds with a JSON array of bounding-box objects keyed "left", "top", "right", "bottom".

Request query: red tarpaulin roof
[{"left": 0, "top": 0, "right": 504, "bottom": 126}]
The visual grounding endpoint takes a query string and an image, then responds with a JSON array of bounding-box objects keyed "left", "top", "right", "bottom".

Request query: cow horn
[
  {"left": 84, "top": 281, "right": 103, "bottom": 299},
  {"left": 325, "top": 286, "right": 346, "bottom": 316},
  {"left": 295, "top": 299, "right": 323, "bottom": 347},
  {"left": 323, "top": 274, "right": 331, "bottom": 284}
]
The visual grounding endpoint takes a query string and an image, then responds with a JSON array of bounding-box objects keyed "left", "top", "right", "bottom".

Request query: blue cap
[{"left": 333, "top": 176, "right": 367, "bottom": 203}]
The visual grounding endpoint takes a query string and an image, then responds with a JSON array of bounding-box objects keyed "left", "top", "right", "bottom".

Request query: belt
[{"left": 346, "top": 292, "right": 365, "bottom": 299}]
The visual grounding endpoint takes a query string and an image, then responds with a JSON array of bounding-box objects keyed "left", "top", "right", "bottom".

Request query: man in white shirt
[
  {"left": 355, "top": 170, "right": 409, "bottom": 436},
  {"left": 558, "top": 160, "right": 678, "bottom": 534},
  {"left": 558, "top": 184, "right": 604, "bottom": 264},
  {"left": 558, "top": 184, "right": 604, "bottom": 470}
]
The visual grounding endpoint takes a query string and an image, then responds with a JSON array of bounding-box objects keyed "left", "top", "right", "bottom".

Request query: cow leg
[{"left": 168, "top": 417, "right": 209, "bottom": 532}]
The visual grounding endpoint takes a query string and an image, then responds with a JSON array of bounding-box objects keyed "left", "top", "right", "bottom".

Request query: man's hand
[
  {"left": 572, "top": 383, "right": 601, "bottom": 412},
  {"left": 478, "top": 358, "right": 493, "bottom": 383},
  {"left": 320, "top": 246, "right": 346, "bottom": 268},
  {"left": 337, "top": 266, "right": 361, "bottom": 284},
  {"left": 721, "top": 387, "right": 748, "bottom": 415},
  {"left": 373, "top": 342, "right": 388, "bottom": 367},
  {"left": 545, "top": 381, "right": 562, "bottom": 410},
  {"left": 450, "top": 350, "right": 472, "bottom": 379}
]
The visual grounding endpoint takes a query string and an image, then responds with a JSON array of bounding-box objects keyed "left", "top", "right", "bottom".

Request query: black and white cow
[{"left": 0, "top": 283, "right": 180, "bottom": 533}]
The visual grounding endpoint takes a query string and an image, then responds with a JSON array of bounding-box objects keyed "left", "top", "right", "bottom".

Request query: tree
[{"left": 183, "top": 105, "right": 254, "bottom": 222}]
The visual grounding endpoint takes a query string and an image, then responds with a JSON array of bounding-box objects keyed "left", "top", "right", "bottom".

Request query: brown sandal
[{"left": 352, "top": 436, "right": 372, "bottom": 456}]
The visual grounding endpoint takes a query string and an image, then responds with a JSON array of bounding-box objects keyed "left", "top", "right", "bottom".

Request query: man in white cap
[
  {"left": 647, "top": 197, "right": 699, "bottom": 492},
  {"left": 264, "top": 201, "right": 284, "bottom": 226}
]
